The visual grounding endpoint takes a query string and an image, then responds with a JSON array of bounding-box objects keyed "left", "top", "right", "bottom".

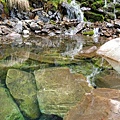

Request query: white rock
[
  {"left": 23, "top": 30, "right": 29, "bottom": 35},
  {"left": 97, "top": 38, "right": 120, "bottom": 73},
  {"left": 14, "top": 21, "right": 23, "bottom": 33}
]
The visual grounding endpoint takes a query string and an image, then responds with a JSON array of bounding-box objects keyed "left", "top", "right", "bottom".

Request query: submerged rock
[
  {"left": 91, "top": 88, "right": 120, "bottom": 101},
  {"left": 39, "top": 114, "right": 62, "bottom": 120},
  {"left": 64, "top": 88, "right": 120, "bottom": 120},
  {"left": 6, "top": 69, "right": 40, "bottom": 119},
  {"left": 94, "top": 69, "right": 120, "bottom": 89},
  {"left": 0, "top": 87, "right": 24, "bottom": 120},
  {"left": 29, "top": 52, "right": 79, "bottom": 65},
  {"left": 34, "top": 67, "right": 91, "bottom": 117},
  {"left": 75, "top": 45, "right": 97, "bottom": 59}
]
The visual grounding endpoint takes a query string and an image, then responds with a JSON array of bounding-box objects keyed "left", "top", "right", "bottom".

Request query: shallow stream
[{"left": 0, "top": 34, "right": 120, "bottom": 120}]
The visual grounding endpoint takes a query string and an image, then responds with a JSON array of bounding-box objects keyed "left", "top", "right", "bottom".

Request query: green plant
[
  {"left": 49, "top": 0, "right": 71, "bottom": 8},
  {"left": 0, "top": 0, "right": 9, "bottom": 14}
]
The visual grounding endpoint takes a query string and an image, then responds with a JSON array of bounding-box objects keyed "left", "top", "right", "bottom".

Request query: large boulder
[
  {"left": 0, "top": 87, "right": 24, "bottom": 120},
  {"left": 64, "top": 88, "right": 120, "bottom": 120},
  {"left": 94, "top": 69, "right": 120, "bottom": 89},
  {"left": 6, "top": 69, "right": 40, "bottom": 119},
  {"left": 34, "top": 67, "right": 91, "bottom": 117},
  {"left": 97, "top": 38, "right": 120, "bottom": 74}
]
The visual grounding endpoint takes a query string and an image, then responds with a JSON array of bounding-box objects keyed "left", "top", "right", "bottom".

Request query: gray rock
[
  {"left": 30, "top": 22, "right": 41, "bottom": 31},
  {"left": 14, "top": 21, "right": 23, "bottom": 33},
  {"left": 0, "top": 25, "right": 12, "bottom": 35},
  {"left": 0, "top": 3, "right": 3, "bottom": 14}
]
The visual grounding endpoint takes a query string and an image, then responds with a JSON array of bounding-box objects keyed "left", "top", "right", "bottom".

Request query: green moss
[
  {"left": 0, "top": 0, "right": 9, "bottom": 15},
  {"left": 115, "top": 3, "right": 120, "bottom": 8},
  {"left": 48, "top": 0, "right": 71, "bottom": 8},
  {"left": 0, "top": 87, "right": 25, "bottom": 120},
  {"left": 116, "top": 8, "right": 120, "bottom": 11},
  {"left": 80, "top": 1, "right": 89, "bottom": 7},
  {"left": 84, "top": 11, "right": 104, "bottom": 22},
  {"left": 104, "top": 12, "right": 115, "bottom": 20},
  {"left": 91, "top": 0, "right": 104, "bottom": 11},
  {"left": 82, "top": 30, "right": 94, "bottom": 36},
  {"left": 92, "top": 57, "right": 112, "bottom": 69},
  {"left": 0, "top": 0, "right": 6, "bottom": 4},
  {"left": 6, "top": 69, "right": 40, "bottom": 119}
]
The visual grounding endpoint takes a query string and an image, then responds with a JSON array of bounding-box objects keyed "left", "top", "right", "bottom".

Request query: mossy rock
[
  {"left": 0, "top": 87, "right": 24, "bottom": 120},
  {"left": 0, "top": 0, "right": 9, "bottom": 15},
  {"left": 29, "top": 52, "right": 80, "bottom": 65},
  {"left": 82, "top": 30, "right": 94, "bottom": 36},
  {"left": 80, "top": 1, "right": 89, "bottom": 7},
  {"left": 34, "top": 67, "right": 91, "bottom": 117},
  {"left": 93, "top": 56, "right": 112, "bottom": 69},
  {"left": 84, "top": 11, "right": 104, "bottom": 22},
  {"left": 115, "top": 3, "right": 120, "bottom": 8},
  {"left": 116, "top": 8, "right": 120, "bottom": 17},
  {"left": 104, "top": 12, "right": 115, "bottom": 20},
  {"left": 91, "top": 0, "right": 104, "bottom": 11},
  {"left": 6, "top": 69, "right": 40, "bottom": 119}
]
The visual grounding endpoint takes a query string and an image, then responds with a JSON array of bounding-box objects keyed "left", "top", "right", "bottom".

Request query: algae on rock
[
  {"left": 34, "top": 67, "right": 91, "bottom": 117},
  {"left": 6, "top": 69, "right": 40, "bottom": 119},
  {"left": 0, "top": 87, "right": 24, "bottom": 120},
  {"left": 84, "top": 11, "right": 104, "bottom": 22}
]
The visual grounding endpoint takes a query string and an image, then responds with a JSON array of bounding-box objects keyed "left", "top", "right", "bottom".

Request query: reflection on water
[
  {"left": 0, "top": 34, "right": 114, "bottom": 84},
  {"left": 61, "top": 35, "right": 84, "bottom": 59},
  {"left": 0, "top": 35, "right": 87, "bottom": 67}
]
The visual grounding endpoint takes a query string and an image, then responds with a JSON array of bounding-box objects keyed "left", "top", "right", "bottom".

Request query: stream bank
[{"left": 0, "top": 0, "right": 120, "bottom": 39}]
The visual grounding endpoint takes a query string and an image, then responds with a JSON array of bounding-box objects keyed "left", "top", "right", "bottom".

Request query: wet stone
[
  {"left": 94, "top": 70, "right": 120, "bottom": 89},
  {"left": 6, "top": 69, "right": 40, "bottom": 119},
  {"left": 34, "top": 67, "right": 91, "bottom": 117},
  {"left": 0, "top": 87, "right": 24, "bottom": 120},
  {"left": 64, "top": 88, "right": 120, "bottom": 120}
]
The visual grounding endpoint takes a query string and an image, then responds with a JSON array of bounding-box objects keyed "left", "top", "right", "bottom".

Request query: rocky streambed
[
  {"left": 0, "top": 0, "right": 120, "bottom": 120},
  {"left": 0, "top": 34, "right": 120, "bottom": 120}
]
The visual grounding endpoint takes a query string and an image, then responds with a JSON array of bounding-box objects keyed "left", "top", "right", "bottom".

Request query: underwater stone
[
  {"left": 6, "top": 69, "right": 40, "bottom": 119},
  {"left": 64, "top": 88, "right": 120, "bottom": 120},
  {"left": 94, "top": 69, "right": 120, "bottom": 89},
  {"left": 0, "top": 87, "right": 24, "bottom": 120},
  {"left": 34, "top": 67, "right": 91, "bottom": 117}
]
